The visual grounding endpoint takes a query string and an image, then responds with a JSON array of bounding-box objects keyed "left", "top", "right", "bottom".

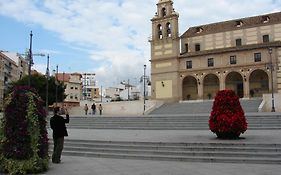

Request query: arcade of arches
[{"left": 182, "top": 69, "right": 269, "bottom": 100}]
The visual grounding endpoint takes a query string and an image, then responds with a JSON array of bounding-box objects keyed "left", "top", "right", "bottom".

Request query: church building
[{"left": 150, "top": 0, "right": 281, "bottom": 103}]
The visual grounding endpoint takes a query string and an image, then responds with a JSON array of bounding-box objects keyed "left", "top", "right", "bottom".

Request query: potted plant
[{"left": 209, "top": 90, "right": 247, "bottom": 139}]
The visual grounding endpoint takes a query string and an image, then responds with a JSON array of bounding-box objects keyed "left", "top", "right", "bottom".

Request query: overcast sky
[{"left": 0, "top": 0, "right": 280, "bottom": 87}]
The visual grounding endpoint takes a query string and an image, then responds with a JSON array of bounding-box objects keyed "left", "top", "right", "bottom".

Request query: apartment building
[
  {"left": 56, "top": 73, "right": 82, "bottom": 108},
  {"left": 0, "top": 51, "right": 28, "bottom": 108}
]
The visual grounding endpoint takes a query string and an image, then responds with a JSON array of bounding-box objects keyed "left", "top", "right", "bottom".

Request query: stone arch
[
  {"left": 203, "top": 74, "right": 219, "bottom": 99},
  {"left": 182, "top": 76, "right": 198, "bottom": 100},
  {"left": 249, "top": 69, "right": 269, "bottom": 97},
  {"left": 157, "top": 24, "right": 163, "bottom": 39},
  {"left": 166, "top": 22, "right": 171, "bottom": 37},
  {"left": 161, "top": 7, "right": 167, "bottom": 17},
  {"left": 225, "top": 71, "right": 244, "bottom": 98}
]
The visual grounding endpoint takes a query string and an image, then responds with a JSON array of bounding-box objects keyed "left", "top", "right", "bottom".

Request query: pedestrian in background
[
  {"left": 50, "top": 107, "right": 70, "bottom": 164},
  {"left": 91, "top": 103, "right": 96, "bottom": 115},
  {"left": 98, "top": 104, "right": 103, "bottom": 115},
  {"left": 84, "top": 104, "right": 88, "bottom": 115}
]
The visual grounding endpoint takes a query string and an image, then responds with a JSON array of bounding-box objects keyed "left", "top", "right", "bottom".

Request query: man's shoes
[{"left": 52, "top": 159, "right": 61, "bottom": 164}]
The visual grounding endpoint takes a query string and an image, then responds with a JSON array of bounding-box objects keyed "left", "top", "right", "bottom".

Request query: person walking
[
  {"left": 98, "top": 104, "right": 103, "bottom": 115},
  {"left": 50, "top": 107, "right": 70, "bottom": 164},
  {"left": 84, "top": 104, "right": 88, "bottom": 115},
  {"left": 91, "top": 103, "right": 96, "bottom": 115}
]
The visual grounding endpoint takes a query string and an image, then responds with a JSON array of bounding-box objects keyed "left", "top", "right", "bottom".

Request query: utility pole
[{"left": 28, "top": 31, "right": 33, "bottom": 87}]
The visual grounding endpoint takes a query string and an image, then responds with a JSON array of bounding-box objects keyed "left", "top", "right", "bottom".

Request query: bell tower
[{"left": 150, "top": 0, "right": 180, "bottom": 102}]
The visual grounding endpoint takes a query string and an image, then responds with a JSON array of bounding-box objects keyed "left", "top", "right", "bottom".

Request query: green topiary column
[
  {"left": 209, "top": 90, "right": 247, "bottom": 139},
  {"left": 0, "top": 86, "right": 49, "bottom": 175}
]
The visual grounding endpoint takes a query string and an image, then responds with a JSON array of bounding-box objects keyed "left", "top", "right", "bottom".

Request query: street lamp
[
  {"left": 45, "top": 54, "right": 50, "bottom": 113},
  {"left": 28, "top": 31, "right": 33, "bottom": 87},
  {"left": 268, "top": 48, "right": 275, "bottom": 112},
  {"left": 143, "top": 64, "right": 146, "bottom": 114}
]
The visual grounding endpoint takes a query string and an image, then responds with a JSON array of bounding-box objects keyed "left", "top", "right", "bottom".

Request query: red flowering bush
[
  {"left": 0, "top": 86, "right": 49, "bottom": 174},
  {"left": 209, "top": 90, "right": 247, "bottom": 139}
]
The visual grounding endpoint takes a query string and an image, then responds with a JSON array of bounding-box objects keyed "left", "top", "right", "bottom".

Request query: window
[
  {"left": 75, "top": 87, "right": 78, "bottom": 90},
  {"left": 166, "top": 22, "right": 171, "bottom": 37},
  {"left": 157, "top": 24, "right": 163, "bottom": 39},
  {"left": 70, "top": 87, "right": 74, "bottom": 89},
  {"left": 236, "top": 20, "right": 243, "bottom": 27},
  {"left": 208, "top": 58, "right": 214, "bottom": 67},
  {"left": 195, "top": 44, "right": 201, "bottom": 51},
  {"left": 162, "top": 8, "right": 167, "bottom": 17},
  {"left": 262, "top": 16, "right": 270, "bottom": 23},
  {"left": 196, "top": 27, "right": 203, "bottom": 33},
  {"left": 254, "top": 53, "right": 261, "bottom": 62},
  {"left": 263, "top": 35, "right": 269, "bottom": 43},
  {"left": 184, "top": 43, "right": 188, "bottom": 53},
  {"left": 186, "top": 61, "right": 192, "bottom": 69},
  {"left": 230, "top": 55, "right": 237, "bottom": 64},
  {"left": 236, "top": 39, "right": 242, "bottom": 46}
]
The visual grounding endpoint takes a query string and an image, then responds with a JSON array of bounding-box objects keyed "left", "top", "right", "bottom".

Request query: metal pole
[
  {"left": 269, "top": 48, "right": 275, "bottom": 112},
  {"left": 100, "top": 86, "right": 103, "bottom": 102},
  {"left": 28, "top": 31, "right": 33, "bottom": 87},
  {"left": 62, "top": 72, "right": 65, "bottom": 108},
  {"left": 55, "top": 65, "right": 58, "bottom": 107},
  {"left": 143, "top": 65, "right": 146, "bottom": 114},
  {"left": 128, "top": 79, "right": 130, "bottom": 100},
  {"left": 46, "top": 54, "right": 50, "bottom": 113}
]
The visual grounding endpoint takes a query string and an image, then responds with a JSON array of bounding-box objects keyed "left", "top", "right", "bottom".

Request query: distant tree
[{"left": 6, "top": 74, "right": 65, "bottom": 106}]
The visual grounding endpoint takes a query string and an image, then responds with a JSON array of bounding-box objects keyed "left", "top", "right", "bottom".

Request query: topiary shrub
[
  {"left": 0, "top": 86, "right": 49, "bottom": 175},
  {"left": 209, "top": 90, "right": 247, "bottom": 139}
]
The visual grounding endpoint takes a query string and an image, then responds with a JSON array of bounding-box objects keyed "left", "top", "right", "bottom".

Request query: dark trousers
[{"left": 52, "top": 137, "right": 64, "bottom": 163}]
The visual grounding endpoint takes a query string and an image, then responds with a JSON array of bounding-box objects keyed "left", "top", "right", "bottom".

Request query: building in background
[
  {"left": 81, "top": 73, "right": 100, "bottom": 101},
  {"left": 56, "top": 72, "right": 82, "bottom": 108},
  {"left": 105, "top": 81, "right": 141, "bottom": 101},
  {"left": 150, "top": 0, "right": 281, "bottom": 102},
  {"left": 0, "top": 51, "right": 28, "bottom": 109}
]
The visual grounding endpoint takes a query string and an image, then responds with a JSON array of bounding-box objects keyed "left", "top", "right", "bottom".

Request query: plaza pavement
[{"left": 44, "top": 127, "right": 281, "bottom": 175}]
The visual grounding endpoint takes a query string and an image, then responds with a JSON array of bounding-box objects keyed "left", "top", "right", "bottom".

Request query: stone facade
[
  {"left": 150, "top": 0, "right": 281, "bottom": 102},
  {"left": 0, "top": 51, "right": 28, "bottom": 109},
  {"left": 57, "top": 73, "right": 82, "bottom": 108}
]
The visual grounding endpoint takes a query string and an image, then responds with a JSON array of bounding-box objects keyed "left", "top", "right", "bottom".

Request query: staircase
[
  {"left": 50, "top": 139, "right": 281, "bottom": 164},
  {"left": 63, "top": 113, "right": 281, "bottom": 130},
  {"left": 149, "top": 98, "right": 263, "bottom": 115}
]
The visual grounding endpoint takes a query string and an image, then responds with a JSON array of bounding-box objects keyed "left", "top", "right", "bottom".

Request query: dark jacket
[{"left": 50, "top": 114, "right": 69, "bottom": 139}]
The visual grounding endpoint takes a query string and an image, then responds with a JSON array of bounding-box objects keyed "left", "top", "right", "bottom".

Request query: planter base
[{"left": 216, "top": 132, "right": 240, "bottom": 139}]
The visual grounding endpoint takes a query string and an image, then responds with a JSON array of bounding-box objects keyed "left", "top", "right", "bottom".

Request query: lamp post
[
  {"left": 143, "top": 64, "right": 146, "bottom": 114},
  {"left": 45, "top": 54, "right": 50, "bottom": 113},
  {"left": 268, "top": 48, "right": 275, "bottom": 112},
  {"left": 55, "top": 65, "right": 58, "bottom": 107},
  {"left": 28, "top": 31, "right": 33, "bottom": 87}
]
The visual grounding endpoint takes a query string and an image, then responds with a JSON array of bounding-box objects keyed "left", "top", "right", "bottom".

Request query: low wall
[
  {"left": 260, "top": 93, "right": 281, "bottom": 112},
  {"left": 69, "top": 100, "right": 160, "bottom": 116}
]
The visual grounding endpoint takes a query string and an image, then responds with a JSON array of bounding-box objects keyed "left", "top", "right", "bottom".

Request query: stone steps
[
  {"left": 49, "top": 113, "right": 281, "bottom": 130},
  {"left": 49, "top": 139, "right": 281, "bottom": 164},
  {"left": 149, "top": 99, "right": 262, "bottom": 115}
]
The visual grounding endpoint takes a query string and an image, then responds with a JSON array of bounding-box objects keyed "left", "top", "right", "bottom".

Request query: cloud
[{"left": 0, "top": 0, "right": 280, "bottom": 87}]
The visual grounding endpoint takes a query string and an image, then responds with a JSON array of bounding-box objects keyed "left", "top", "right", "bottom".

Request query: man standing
[{"left": 50, "top": 107, "right": 70, "bottom": 164}]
